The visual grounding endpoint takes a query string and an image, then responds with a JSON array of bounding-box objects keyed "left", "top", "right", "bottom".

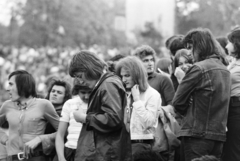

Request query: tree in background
[
  {"left": 134, "top": 22, "right": 163, "bottom": 57},
  {"left": 0, "top": 0, "right": 127, "bottom": 48},
  {"left": 176, "top": 0, "right": 240, "bottom": 36}
]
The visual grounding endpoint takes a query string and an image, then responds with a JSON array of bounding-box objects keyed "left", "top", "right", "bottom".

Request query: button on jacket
[{"left": 173, "top": 56, "right": 231, "bottom": 141}]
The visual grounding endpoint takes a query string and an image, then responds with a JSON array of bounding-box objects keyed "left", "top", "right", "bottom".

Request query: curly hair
[
  {"left": 133, "top": 45, "right": 156, "bottom": 62},
  {"left": 45, "top": 79, "right": 72, "bottom": 105}
]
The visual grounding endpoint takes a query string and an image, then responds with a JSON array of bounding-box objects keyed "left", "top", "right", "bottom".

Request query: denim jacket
[{"left": 173, "top": 56, "right": 231, "bottom": 141}]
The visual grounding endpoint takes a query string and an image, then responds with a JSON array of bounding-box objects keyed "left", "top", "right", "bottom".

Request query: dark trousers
[
  {"left": 132, "top": 142, "right": 168, "bottom": 161},
  {"left": 132, "top": 143, "right": 152, "bottom": 156},
  {"left": 174, "top": 141, "right": 185, "bottom": 161},
  {"left": 222, "top": 101, "right": 240, "bottom": 161},
  {"left": 53, "top": 147, "right": 76, "bottom": 161},
  {"left": 182, "top": 137, "right": 223, "bottom": 161}
]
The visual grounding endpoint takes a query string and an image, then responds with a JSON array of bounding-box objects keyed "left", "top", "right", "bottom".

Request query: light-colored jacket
[{"left": 130, "top": 86, "right": 162, "bottom": 140}]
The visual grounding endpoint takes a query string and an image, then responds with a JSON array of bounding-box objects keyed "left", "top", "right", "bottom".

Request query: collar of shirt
[
  {"left": 148, "top": 72, "right": 156, "bottom": 79},
  {"left": 94, "top": 69, "right": 107, "bottom": 88},
  {"left": 17, "top": 97, "right": 35, "bottom": 110}
]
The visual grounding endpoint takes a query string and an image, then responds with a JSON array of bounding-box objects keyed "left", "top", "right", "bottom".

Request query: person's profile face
[
  {"left": 225, "top": 41, "right": 235, "bottom": 56},
  {"left": 7, "top": 75, "right": 21, "bottom": 102},
  {"left": 74, "top": 72, "right": 97, "bottom": 89},
  {"left": 120, "top": 68, "right": 134, "bottom": 90},
  {"left": 187, "top": 43, "right": 199, "bottom": 63},
  {"left": 49, "top": 85, "right": 66, "bottom": 105}
]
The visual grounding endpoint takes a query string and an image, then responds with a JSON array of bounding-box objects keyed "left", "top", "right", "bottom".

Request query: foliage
[
  {"left": 176, "top": 0, "right": 240, "bottom": 36},
  {"left": 134, "top": 22, "right": 163, "bottom": 57},
  {"left": 0, "top": 0, "right": 127, "bottom": 48}
]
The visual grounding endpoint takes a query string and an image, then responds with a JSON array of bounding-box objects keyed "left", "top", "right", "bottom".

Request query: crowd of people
[
  {"left": 0, "top": 45, "right": 120, "bottom": 103},
  {"left": 0, "top": 26, "right": 240, "bottom": 161}
]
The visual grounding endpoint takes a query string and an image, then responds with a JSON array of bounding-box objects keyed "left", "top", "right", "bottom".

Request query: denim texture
[
  {"left": 182, "top": 137, "right": 223, "bottom": 161},
  {"left": 173, "top": 56, "right": 231, "bottom": 141}
]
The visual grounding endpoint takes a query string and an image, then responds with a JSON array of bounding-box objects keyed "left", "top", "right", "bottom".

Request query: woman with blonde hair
[{"left": 116, "top": 56, "right": 161, "bottom": 157}]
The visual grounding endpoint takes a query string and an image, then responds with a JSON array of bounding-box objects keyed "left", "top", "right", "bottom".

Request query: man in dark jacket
[
  {"left": 69, "top": 50, "right": 132, "bottom": 161},
  {"left": 134, "top": 45, "right": 175, "bottom": 106},
  {"left": 173, "top": 28, "right": 231, "bottom": 161}
]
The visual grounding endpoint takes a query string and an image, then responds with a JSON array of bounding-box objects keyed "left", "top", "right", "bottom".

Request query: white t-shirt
[{"left": 60, "top": 96, "right": 88, "bottom": 149}]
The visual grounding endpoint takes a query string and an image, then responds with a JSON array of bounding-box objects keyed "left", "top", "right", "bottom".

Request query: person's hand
[
  {"left": 24, "top": 136, "right": 41, "bottom": 159},
  {"left": 73, "top": 108, "right": 87, "bottom": 123},
  {"left": 181, "top": 64, "right": 192, "bottom": 73},
  {"left": 131, "top": 84, "right": 140, "bottom": 102},
  {"left": 161, "top": 105, "right": 176, "bottom": 117},
  {"left": 174, "top": 67, "right": 185, "bottom": 83},
  {"left": 0, "top": 135, "right": 8, "bottom": 145}
]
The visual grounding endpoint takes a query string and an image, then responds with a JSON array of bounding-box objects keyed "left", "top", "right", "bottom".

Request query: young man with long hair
[
  {"left": 173, "top": 28, "right": 231, "bottom": 161},
  {"left": 68, "top": 51, "right": 132, "bottom": 161}
]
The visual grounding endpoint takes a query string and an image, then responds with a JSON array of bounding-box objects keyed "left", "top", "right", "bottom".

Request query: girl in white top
[{"left": 116, "top": 56, "right": 161, "bottom": 155}]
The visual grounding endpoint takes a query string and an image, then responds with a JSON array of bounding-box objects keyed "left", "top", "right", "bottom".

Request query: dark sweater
[{"left": 148, "top": 72, "right": 175, "bottom": 106}]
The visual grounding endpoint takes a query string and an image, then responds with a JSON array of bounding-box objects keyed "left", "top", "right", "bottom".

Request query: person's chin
[
  {"left": 51, "top": 100, "right": 58, "bottom": 104},
  {"left": 83, "top": 100, "right": 88, "bottom": 104},
  {"left": 147, "top": 70, "right": 154, "bottom": 74},
  {"left": 11, "top": 98, "right": 18, "bottom": 102},
  {"left": 10, "top": 96, "right": 20, "bottom": 102}
]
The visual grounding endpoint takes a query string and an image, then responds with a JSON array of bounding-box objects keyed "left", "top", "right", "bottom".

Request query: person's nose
[
  {"left": 77, "top": 78, "right": 85, "bottom": 84},
  {"left": 6, "top": 86, "right": 10, "bottom": 92},
  {"left": 84, "top": 94, "right": 90, "bottom": 99}
]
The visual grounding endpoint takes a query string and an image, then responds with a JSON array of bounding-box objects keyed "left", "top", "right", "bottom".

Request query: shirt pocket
[{"left": 26, "top": 118, "right": 40, "bottom": 134}]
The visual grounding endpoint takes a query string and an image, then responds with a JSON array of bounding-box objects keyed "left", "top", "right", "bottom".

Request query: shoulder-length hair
[
  {"left": 173, "top": 49, "right": 193, "bottom": 72},
  {"left": 115, "top": 56, "right": 148, "bottom": 93},
  {"left": 227, "top": 27, "right": 240, "bottom": 59},
  {"left": 8, "top": 70, "right": 37, "bottom": 98},
  {"left": 183, "top": 28, "right": 228, "bottom": 65},
  {"left": 69, "top": 50, "right": 107, "bottom": 80},
  {"left": 45, "top": 79, "right": 72, "bottom": 105}
]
